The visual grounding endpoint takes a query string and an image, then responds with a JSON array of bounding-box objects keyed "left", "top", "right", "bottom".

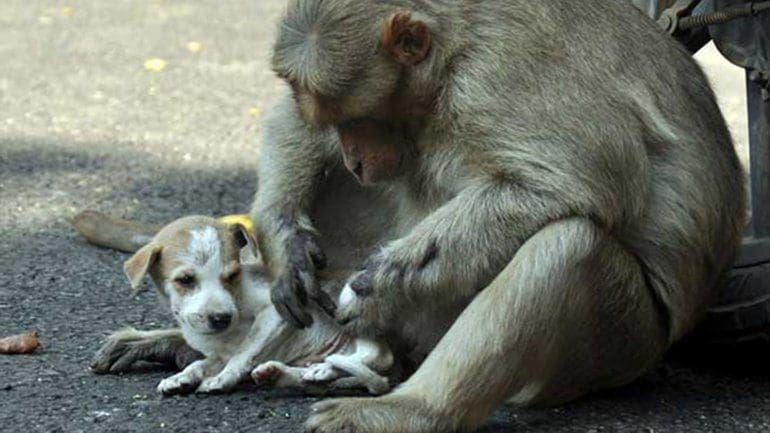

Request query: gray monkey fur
[{"left": 257, "top": 1, "right": 746, "bottom": 432}]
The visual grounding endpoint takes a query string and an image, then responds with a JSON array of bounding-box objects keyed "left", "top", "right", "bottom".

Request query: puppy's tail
[{"left": 70, "top": 210, "right": 161, "bottom": 253}]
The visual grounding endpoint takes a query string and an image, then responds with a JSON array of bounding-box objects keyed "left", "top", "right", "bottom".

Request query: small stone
[{"left": 91, "top": 410, "right": 111, "bottom": 423}]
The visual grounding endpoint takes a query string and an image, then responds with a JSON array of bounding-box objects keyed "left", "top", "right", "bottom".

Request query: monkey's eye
[{"left": 174, "top": 275, "right": 196, "bottom": 288}]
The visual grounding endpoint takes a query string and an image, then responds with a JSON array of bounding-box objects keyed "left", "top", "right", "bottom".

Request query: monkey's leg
[
  {"left": 91, "top": 328, "right": 202, "bottom": 374},
  {"left": 307, "top": 218, "right": 668, "bottom": 433}
]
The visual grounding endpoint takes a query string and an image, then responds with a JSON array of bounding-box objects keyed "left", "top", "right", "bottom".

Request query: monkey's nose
[{"left": 208, "top": 313, "right": 232, "bottom": 331}]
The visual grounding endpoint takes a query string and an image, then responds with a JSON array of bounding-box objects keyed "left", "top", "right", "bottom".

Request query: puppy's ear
[
  {"left": 231, "top": 223, "right": 261, "bottom": 265},
  {"left": 124, "top": 244, "right": 162, "bottom": 292}
]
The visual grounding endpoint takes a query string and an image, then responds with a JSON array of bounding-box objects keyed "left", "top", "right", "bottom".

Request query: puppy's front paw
[
  {"left": 157, "top": 371, "right": 199, "bottom": 396},
  {"left": 196, "top": 369, "right": 241, "bottom": 394}
]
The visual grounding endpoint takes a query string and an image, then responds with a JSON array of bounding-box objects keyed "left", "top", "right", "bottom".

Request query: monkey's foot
[{"left": 306, "top": 396, "right": 452, "bottom": 433}]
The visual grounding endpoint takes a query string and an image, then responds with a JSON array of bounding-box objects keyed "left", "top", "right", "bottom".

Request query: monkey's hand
[
  {"left": 252, "top": 92, "right": 340, "bottom": 328},
  {"left": 270, "top": 229, "right": 336, "bottom": 328},
  {"left": 338, "top": 182, "right": 573, "bottom": 333}
]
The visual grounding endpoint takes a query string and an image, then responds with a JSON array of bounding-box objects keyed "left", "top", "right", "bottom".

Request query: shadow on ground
[{"left": 2, "top": 140, "right": 770, "bottom": 432}]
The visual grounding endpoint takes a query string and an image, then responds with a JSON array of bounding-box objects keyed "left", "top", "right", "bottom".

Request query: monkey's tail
[{"left": 70, "top": 210, "right": 162, "bottom": 253}]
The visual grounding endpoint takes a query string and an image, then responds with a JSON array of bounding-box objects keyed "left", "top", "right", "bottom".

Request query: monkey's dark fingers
[
  {"left": 271, "top": 281, "right": 313, "bottom": 328},
  {"left": 306, "top": 240, "right": 327, "bottom": 270},
  {"left": 276, "top": 300, "right": 313, "bottom": 329},
  {"left": 310, "top": 287, "right": 337, "bottom": 317},
  {"left": 295, "top": 264, "right": 335, "bottom": 316},
  {"left": 295, "top": 230, "right": 326, "bottom": 270}
]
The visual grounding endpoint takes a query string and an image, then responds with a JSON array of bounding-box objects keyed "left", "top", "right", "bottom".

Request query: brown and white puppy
[{"left": 119, "top": 215, "right": 393, "bottom": 395}]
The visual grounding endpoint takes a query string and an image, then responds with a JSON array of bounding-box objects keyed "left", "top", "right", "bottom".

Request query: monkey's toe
[{"left": 306, "top": 396, "right": 452, "bottom": 433}]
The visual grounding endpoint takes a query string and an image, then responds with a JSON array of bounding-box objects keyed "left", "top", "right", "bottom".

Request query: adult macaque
[
  {"left": 251, "top": 0, "right": 746, "bottom": 432},
  {"left": 91, "top": 1, "right": 745, "bottom": 432}
]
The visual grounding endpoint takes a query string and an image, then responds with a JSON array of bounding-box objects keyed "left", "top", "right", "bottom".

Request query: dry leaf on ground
[{"left": 0, "top": 331, "right": 41, "bottom": 355}]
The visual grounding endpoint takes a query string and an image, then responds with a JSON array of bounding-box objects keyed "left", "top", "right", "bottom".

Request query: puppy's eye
[
  {"left": 174, "top": 275, "right": 196, "bottom": 288},
  {"left": 224, "top": 268, "right": 241, "bottom": 284}
]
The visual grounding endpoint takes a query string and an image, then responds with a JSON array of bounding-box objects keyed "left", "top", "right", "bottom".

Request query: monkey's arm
[
  {"left": 337, "top": 180, "right": 582, "bottom": 332},
  {"left": 251, "top": 93, "right": 339, "bottom": 327}
]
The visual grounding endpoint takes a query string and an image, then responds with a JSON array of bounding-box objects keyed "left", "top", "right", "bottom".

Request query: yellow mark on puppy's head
[{"left": 218, "top": 214, "right": 256, "bottom": 238}]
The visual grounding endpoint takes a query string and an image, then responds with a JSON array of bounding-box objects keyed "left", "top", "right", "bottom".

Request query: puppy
[{"left": 114, "top": 215, "right": 392, "bottom": 395}]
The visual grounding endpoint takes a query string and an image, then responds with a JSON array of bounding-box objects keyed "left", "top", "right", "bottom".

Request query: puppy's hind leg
[
  {"left": 323, "top": 338, "right": 393, "bottom": 395},
  {"left": 91, "top": 328, "right": 202, "bottom": 374}
]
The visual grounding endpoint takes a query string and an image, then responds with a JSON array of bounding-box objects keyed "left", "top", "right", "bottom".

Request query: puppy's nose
[{"left": 208, "top": 313, "right": 232, "bottom": 331}]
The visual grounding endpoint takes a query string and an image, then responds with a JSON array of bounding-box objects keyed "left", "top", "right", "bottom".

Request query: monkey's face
[
  {"left": 273, "top": 0, "right": 399, "bottom": 125},
  {"left": 336, "top": 118, "right": 411, "bottom": 186},
  {"left": 272, "top": 0, "right": 433, "bottom": 185}
]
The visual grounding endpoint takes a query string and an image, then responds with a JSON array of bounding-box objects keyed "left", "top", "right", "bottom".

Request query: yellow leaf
[
  {"left": 248, "top": 107, "right": 261, "bottom": 117},
  {"left": 218, "top": 214, "right": 257, "bottom": 238},
  {"left": 186, "top": 41, "right": 203, "bottom": 53},
  {"left": 144, "top": 58, "right": 167, "bottom": 72}
]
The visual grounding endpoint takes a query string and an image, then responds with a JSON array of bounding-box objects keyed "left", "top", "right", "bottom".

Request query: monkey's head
[{"left": 272, "top": 0, "right": 434, "bottom": 185}]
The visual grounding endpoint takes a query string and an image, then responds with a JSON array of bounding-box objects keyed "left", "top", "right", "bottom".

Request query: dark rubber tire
[{"left": 697, "top": 262, "right": 770, "bottom": 344}]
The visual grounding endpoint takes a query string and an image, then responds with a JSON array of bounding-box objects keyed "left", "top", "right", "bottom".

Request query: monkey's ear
[
  {"left": 382, "top": 12, "right": 432, "bottom": 66},
  {"left": 123, "top": 244, "right": 162, "bottom": 292}
]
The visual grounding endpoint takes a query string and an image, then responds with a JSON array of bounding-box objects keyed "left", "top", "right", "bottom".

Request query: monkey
[
  {"left": 252, "top": 1, "right": 746, "bottom": 432},
  {"left": 91, "top": 1, "right": 746, "bottom": 432}
]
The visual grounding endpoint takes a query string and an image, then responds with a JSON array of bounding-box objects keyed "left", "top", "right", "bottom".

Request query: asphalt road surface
[{"left": 1, "top": 1, "right": 769, "bottom": 432}]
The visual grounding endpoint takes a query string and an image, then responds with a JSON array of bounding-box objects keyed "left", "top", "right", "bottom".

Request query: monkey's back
[{"left": 444, "top": 0, "right": 746, "bottom": 341}]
